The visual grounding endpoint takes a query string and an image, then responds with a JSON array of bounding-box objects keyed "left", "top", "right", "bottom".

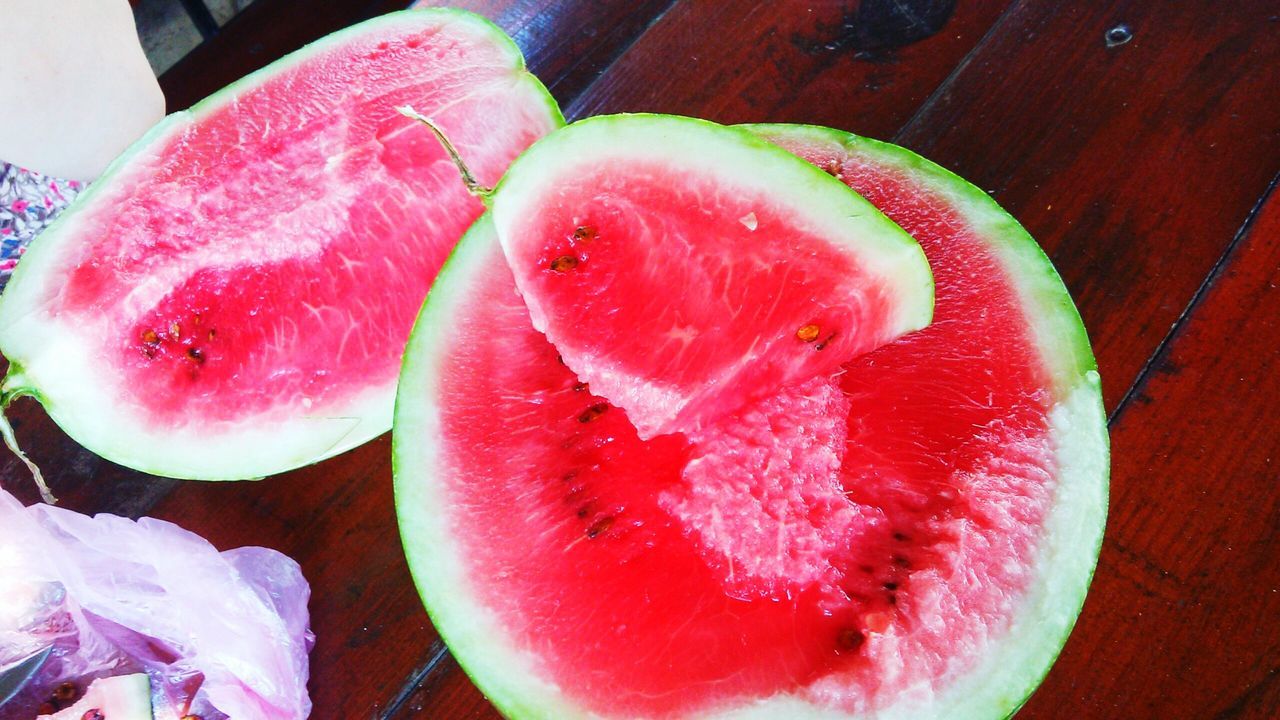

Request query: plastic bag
[{"left": 0, "top": 489, "right": 313, "bottom": 718}]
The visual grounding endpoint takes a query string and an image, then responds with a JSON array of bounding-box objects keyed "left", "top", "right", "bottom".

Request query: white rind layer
[
  {"left": 394, "top": 126, "right": 1109, "bottom": 718},
  {"left": 0, "top": 9, "right": 561, "bottom": 480}
]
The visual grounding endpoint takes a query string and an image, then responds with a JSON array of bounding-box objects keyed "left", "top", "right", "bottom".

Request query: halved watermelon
[
  {"left": 0, "top": 8, "right": 562, "bottom": 480},
  {"left": 488, "top": 114, "right": 933, "bottom": 438},
  {"left": 394, "top": 126, "right": 1107, "bottom": 718}
]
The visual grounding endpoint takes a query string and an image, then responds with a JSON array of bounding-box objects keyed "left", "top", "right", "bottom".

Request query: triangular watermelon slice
[
  {"left": 488, "top": 114, "right": 933, "bottom": 438},
  {"left": 0, "top": 9, "right": 562, "bottom": 481},
  {"left": 394, "top": 125, "right": 1107, "bottom": 718}
]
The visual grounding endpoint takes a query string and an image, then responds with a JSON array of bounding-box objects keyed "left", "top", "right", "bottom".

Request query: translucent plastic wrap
[{"left": 0, "top": 489, "right": 313, "bottom": 718}]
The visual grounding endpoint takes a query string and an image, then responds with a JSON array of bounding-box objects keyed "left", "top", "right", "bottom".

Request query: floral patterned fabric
[{"left": 0, "top": 162, "right": 81, "bottom": 291}]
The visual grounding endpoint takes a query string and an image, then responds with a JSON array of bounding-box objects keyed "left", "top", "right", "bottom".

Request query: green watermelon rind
[
  {"left": 396, "top": 127, "right": 1107, "bottom": 718},
  {"left": 0, "top": 8, "right": 563, "bottom": 481}
]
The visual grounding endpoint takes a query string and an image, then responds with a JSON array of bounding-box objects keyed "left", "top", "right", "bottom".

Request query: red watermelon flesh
[
  {"left": 0, "top": 9, "right": 561, "bottom": 478},
  {"left": 395, "top": 130, "right": 1106, "bottom": 717}
]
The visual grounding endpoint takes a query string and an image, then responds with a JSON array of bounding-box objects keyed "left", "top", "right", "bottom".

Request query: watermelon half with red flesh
[
  {"left": 0, "top": 8, "right": 561, "bottom": 480},
  {"left": 394, "top": 121, "right": 1107, "bottom": 718}
]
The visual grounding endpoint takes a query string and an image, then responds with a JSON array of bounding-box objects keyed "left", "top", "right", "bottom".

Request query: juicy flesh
[
  {"left": 431, "top": 145, "right": 1057, "bottom": 716},
  {"left": 51, "top": 19, "right": 555, "bottom": 424},
  {"left": 500, "top": 159, "right": 906, "bottom": 439}
]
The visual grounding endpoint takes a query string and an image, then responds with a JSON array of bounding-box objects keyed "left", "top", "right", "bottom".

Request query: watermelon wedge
[
  {"left": 0, "top": 8, "right": 561, "bottom": 481},
  {"left": 395, "top": 124, "right": 1107, "bottom": 717},
  {"left": 488, "top": 114, "right": 933, "bottom": 438},
  {"left": 35, "top": 674, "right": 151, "bottom": 720}
]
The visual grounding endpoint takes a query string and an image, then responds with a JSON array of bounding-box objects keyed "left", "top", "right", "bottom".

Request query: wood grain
[
  {"left": 892, "top": 0, "right": 1280, "bottom": 412},
  {"left": 158, "top": 0, "right": 679, "bottom": 112},
  {"left": 566, "top": 0, "right": 1014, "bottom": 133},
  {"left": 1021, "top": 185, "right": 1280, "bottom": 718}
]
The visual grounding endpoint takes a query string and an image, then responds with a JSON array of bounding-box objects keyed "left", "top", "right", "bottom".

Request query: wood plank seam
[
  {"left": 890, "top": 0, "right": 1027, "bottom": 143},
  {"left": 378, "top": 639, "right": 451, "bottom": 719},
  {"left": 1107, "top": 169, "right": 1280, "bottom": 427},
  {"left": 562, "top": 0, "right": 679, "bottom": 119},
  {"left": 1212, "top": 664, "right": 1280, "bottom": 720}
]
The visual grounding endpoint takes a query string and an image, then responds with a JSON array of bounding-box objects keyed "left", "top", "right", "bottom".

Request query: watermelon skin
[
  {"left": 0, "top": 9, "right": 563, "bottom": 480},
  {"left": 394, "top": 131, "right": 1107, "bottom": 717}
]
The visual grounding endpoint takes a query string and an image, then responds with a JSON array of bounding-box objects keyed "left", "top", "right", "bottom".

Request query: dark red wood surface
[{"left": 1, "top": 0, "right": 1277, "bottom": 718}]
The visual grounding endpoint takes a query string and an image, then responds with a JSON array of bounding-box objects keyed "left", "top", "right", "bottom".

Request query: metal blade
[{"left": 0, "top": 646, "right": 52, "bottom": 709}]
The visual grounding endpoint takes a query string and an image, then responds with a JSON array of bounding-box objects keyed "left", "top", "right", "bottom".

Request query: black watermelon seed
[
  {"left": 550, "top": 255, "right": 579, "bottom": 272},
  {"left": 578, "top": 403, "right": 609, "bottom": 423},
  {"left": 836, "top": 627, "right": 865, "bottom": 652},
  {"left": 586, "top": 516, "right": 614, "bottom": 538}
]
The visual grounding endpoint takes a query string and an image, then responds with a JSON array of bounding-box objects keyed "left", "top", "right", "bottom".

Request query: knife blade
[{"left": 0, "top": 645, "right": 52, "bottom": 709}]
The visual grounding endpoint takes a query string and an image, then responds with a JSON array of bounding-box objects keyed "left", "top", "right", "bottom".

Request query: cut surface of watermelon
[
  {"left": 394, "top": 129, "right": 1107, "bottom": 718},
  {"left": 489, "top": 114, "right": 933, "bottom": 438},
  {"left": 0, "top": 8, "right": 561, "bottom": 479},
  {"left": 35, "top": 673, "right": 151, "bottom": 720}
]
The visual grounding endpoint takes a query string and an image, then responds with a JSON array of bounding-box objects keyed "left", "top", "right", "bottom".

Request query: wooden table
[{"left": 4, "top": 1, "right": 1277, "bottom": 717}]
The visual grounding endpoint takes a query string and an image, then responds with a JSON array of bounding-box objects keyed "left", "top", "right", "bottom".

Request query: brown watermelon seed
[
  {"left": 186, "top": 347, "right": 205, "bottom": 364},
  {"left": 169, "top": 322, "right": 181, "bottom": 337},
  {"left": 82, "top": 710, "right": 105, "bottom": 720},
  {"left": 836, "top": 627, "right": 865, "bottom": 652},
  {"left": 573, "top": 225, "right": 597, "bottom": 242},
  {"left": 53, "top": 682, "right": 77, "bottom": 702},
  {"left": 796, "top": 324, "right": 820, "bottom": 342},
  {"left": 572, "top": 382, "right": 589, "bottom": 392},
  {"left": 141, "top": 328, "right": 159, "bottom": 345},
  {"left": 208, "top": 329, "right": 217, "bottom": 341},
  {"left": 578, "top": 403, "right": 609, "bottom": 423},
  {"left": 586, "top": 515, "right": 614, "bottom": 538},
  {"left": 549, "top": 255, "right": 579, "bottom": 272}
]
